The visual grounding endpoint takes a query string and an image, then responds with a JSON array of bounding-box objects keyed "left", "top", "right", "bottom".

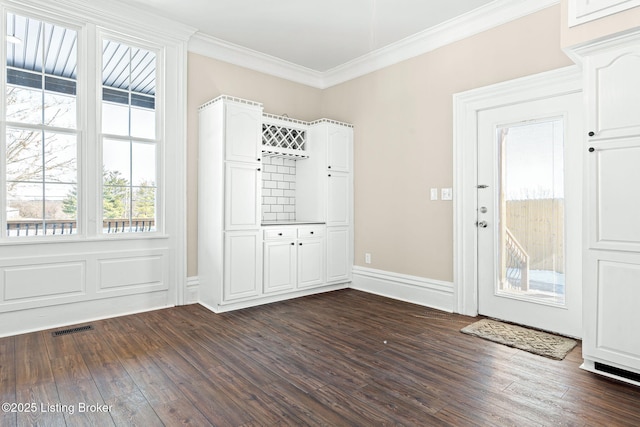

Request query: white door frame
[{"left": 452, "top": 65, "right": 583, "bottom": 316}]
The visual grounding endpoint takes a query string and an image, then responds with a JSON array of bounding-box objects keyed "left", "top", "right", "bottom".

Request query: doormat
[{"left": 461, "top": 319, "right": 577, "bottom": 360}]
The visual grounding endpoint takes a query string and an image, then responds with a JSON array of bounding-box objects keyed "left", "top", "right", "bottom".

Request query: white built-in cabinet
[
  {"left": 572, "top": 31, "right": 640, "bottom": 386},
  {"left": 263, "top": 225, "right": 325, "bottom": 293},
  {"left": 198, "top": 96, "right": 353, "bottom": 312},
  {"left": 568, "top": 0, "right": 640, "bottom": 27}
]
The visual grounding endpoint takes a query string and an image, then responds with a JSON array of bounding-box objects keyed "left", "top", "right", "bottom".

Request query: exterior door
[{"left": 477, "top": 92, "right": 583, "bottom": 337}]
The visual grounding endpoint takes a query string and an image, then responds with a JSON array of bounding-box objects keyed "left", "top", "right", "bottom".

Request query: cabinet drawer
[
  {"left": 298, "top": 226, "right": 325, "bottom": 239},
  {"left": 264, "top": 228, "right": 296, "bottom": 240}
]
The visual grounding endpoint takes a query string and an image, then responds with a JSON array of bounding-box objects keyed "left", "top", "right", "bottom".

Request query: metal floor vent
[
  {"left": 52, "top": 325, "right": 94, "bottom": 337},
  {"left": 595, "top": 362, "right": 640, "bottom": 383}
]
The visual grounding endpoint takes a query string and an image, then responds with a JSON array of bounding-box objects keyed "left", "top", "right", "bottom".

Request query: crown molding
[
  {"left": 189, "top": 0, "right": 559, "bottom": 89},
  {"left": 189, "top": 32, "right": 325, "bottom": 88},
  {"left": 323, "top": 0, "right": 560, "bottom": 88},
  {"left": 2, "top": 0, "right": 198, "bottom": 42}
]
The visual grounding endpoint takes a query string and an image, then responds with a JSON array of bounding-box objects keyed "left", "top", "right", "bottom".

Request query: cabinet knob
[
  {"left": 328, "top": 165, "right": 332, "bottom": 169},
  {"left": 328, "top": 174, "right": 331, "bottom": 177},
  {"left": 291, "top": 242, "right": 294, "bottom": 245},
  {"left": 257, "top": 168, "right": 261, "bottom": 171},
  {"left": 257, "top": 158, "right": 261, "bottom": 161},
  {"left": 589, "top": 147, "right": 595, "bottom": 153},
  {"left": 310, "top": 231, "right": 314, "bottom": 235},
  {"left": 588, "top": 131, "right": 595, "bottom": 137},
  {"left": 278, "top": 233, "right": 283, "bottom": 236},
  {"left": 299, "top": 243, "right": 302, "bottom": 246}
]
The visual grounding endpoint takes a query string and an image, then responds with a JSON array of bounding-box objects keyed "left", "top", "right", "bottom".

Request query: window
[
  {"left": 5, "top": 13, "right": 78, "bottom": 237},
  {"left": 2, "top": 9, "right": 164, "bottom": 239},
  {"left": 101, "top": 39, "right": 158, "bottom": 233}
]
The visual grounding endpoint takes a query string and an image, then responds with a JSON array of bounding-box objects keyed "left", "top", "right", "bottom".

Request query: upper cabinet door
[
  {"left": 224, "top": 103, "right": 262, "bottom": 163},
  {"left": 569, "top": 0, "right": 640, "bottom": 27},
  {"left": 225, "top": 162, "right": 261, "bottom": 230},
  {"left": 327, "top": 126, "right": 352, "bottom": 172},
  {"left": 588, "top": 47, "right": 640, "bottom": 140}
]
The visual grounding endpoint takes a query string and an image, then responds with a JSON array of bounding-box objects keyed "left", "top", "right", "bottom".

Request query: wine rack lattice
[{"left": 262, "top": 123, "right": 307, "bottom": 158}]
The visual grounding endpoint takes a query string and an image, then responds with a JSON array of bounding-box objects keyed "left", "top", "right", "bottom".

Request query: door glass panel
[{"left": 498, "top": 118, "right": 565, "bottom": 305}]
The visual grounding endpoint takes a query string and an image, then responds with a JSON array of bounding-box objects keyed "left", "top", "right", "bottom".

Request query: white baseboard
[
  {"left": 351, "top": 266, "right": 455, "bottom": 312},
  {"left": 0, "top": 292, "right": 172, "bottom": 338},
  {"left": 185, "top": 276, "right": 200, "bottom": 304},
  {"left": 189, "top": 268, "right": 455, "bottom": 313}
]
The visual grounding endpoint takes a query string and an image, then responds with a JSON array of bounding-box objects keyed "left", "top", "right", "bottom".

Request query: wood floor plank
[
  {"left": 56, "top": 379, "right": 115, "bottom": 427},
  {"left": 1, "top": 289, "right": 640, "bottom": 426},
  {"left": 14, "top": 332, "right": 55, "bottom": 388}
]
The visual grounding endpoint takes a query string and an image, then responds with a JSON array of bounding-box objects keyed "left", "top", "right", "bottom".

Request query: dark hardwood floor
[{"left": 1, "top": 289, "right": 640, "bottom": 426}]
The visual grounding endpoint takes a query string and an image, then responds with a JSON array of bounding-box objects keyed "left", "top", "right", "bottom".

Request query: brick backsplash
[{"left": 262, "top": 156, "right": 296, "bottom": 221}]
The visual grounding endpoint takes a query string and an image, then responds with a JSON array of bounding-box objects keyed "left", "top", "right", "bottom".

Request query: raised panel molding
[
  {"left": 0, "top": 248, "right": 171, "bottom": 320},
  {"left": 98, "top": 254, "right": 167, "bottom": 292},
  {"left": 596, "top": 260, "right": 640, "bottom": 356},
  {"left": 591, "top": 140, "right": 640, "bottom": 249},
  {"left": 569, "top": 0, "right": 640, "bottom": 27},
  {"left": 2, "top": 262, "right": 85, "bottom": 302}
]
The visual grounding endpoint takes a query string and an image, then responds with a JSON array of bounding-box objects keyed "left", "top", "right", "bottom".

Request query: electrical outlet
[
  {"left": 365, "top": 253, "right": 371, "bottom": 264},
  {"left": 430, "top": 188, "right": 438, "bottom": 200}
]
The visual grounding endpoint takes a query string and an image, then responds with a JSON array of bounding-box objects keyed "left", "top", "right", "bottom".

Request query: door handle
[{"left": 476, "top": 221, "right": 488, "bottom": 228}]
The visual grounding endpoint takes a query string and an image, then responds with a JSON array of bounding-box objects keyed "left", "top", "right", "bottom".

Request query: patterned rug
[{"left": 461, "top": 319, "right": 577, "bottom": 360}]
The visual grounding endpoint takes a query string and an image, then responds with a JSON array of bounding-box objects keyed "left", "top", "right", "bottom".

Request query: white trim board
[
  {"left": 568, "top": 0, "right": 640, "bottom": 27},
  {"left": 452, "top": 65, "right": 583, "bottom": 316},
  {"left": 351, "top": 266, "right": 455, "bottom": 313},
  {"left": 189, "top": 0, "right": 559, "bottom": 89},
  {"left": 0, "top": 293, "right": 172, "bottom": 338}
]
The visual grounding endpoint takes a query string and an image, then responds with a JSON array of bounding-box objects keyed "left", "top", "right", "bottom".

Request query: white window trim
[
  {"left": 97, "top": 29, "right": 165, "bottom": 238},
  {"left": 1, "top": 0, "right": 195, "bottom": 309}
]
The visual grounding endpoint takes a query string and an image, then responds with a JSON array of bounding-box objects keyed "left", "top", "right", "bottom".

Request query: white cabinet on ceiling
[{"left": 572, "top": 31, "right": 640, "bottom": 386}]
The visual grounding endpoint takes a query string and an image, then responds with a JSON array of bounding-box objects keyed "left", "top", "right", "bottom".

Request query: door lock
[
  {"left": 476, "top": 220, "right": 488, "bottom": 228},
  {"left": 479, "top": 207, "right": 488, "bottom": 213}
]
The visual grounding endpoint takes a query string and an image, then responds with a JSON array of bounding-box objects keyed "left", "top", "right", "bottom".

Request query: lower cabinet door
[
  {"left": 326, "top": 226, "right": 350, "bottom": 283},
  {"left": 224, "top": 231, "right": 262, "bottom": 301},
  {"left": 297, "top": 238, "right": 325, "bottom": 288},
  {"left": 263, "top": 240, "right": 297, "bottom": 293}
]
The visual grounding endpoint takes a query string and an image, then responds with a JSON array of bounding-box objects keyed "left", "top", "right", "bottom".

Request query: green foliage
[
  {"left": 133, "top": 182, "right": 155, "bottom": 219},
  {"left": 103, "top": 169, "right": 129, "bottom": 219},
  {"left": 62, "top": 187, "right": 77, "bottom": 217}
]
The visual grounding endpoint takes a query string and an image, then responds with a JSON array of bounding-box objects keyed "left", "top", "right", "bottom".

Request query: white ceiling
[{"left": 119, "top": 0, "right": 495, "bottom": 72}]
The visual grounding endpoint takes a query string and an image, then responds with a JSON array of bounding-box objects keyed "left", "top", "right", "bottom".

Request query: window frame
[
  {"left": 1, "top": 5, "right": 169, "bottom": 241},
  {"left": 1, "top": 8, "right": 85, "bottom": 240},
  {"left": 97, "top": 29, "right": 165, "bottom": 238}
]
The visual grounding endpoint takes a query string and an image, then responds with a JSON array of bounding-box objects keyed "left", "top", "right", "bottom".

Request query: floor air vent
[
  {"left": 52, "top": 325, "right": 94, "bottom": 337},
  {"left": 595, "top": 362, "right": 640, "bottom": 383}
]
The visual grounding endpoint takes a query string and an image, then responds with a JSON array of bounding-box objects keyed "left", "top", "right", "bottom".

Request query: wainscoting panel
[
  {"left": 98, "top": 253, "right": 168, "bottom": 292},
  {"left": 3, "top": 261, "right": 85, "bottom": 302},
  {"left": 0, "top": 242, "right": 174, "bottom": 337}
]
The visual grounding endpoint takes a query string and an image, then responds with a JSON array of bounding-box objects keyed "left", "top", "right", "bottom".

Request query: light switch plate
[
  {"left": 430, "top": 188, "right": 438, "bottom": 200},
  {"left": 441, "top": 188, "right": 453, "bottom": 200}
]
